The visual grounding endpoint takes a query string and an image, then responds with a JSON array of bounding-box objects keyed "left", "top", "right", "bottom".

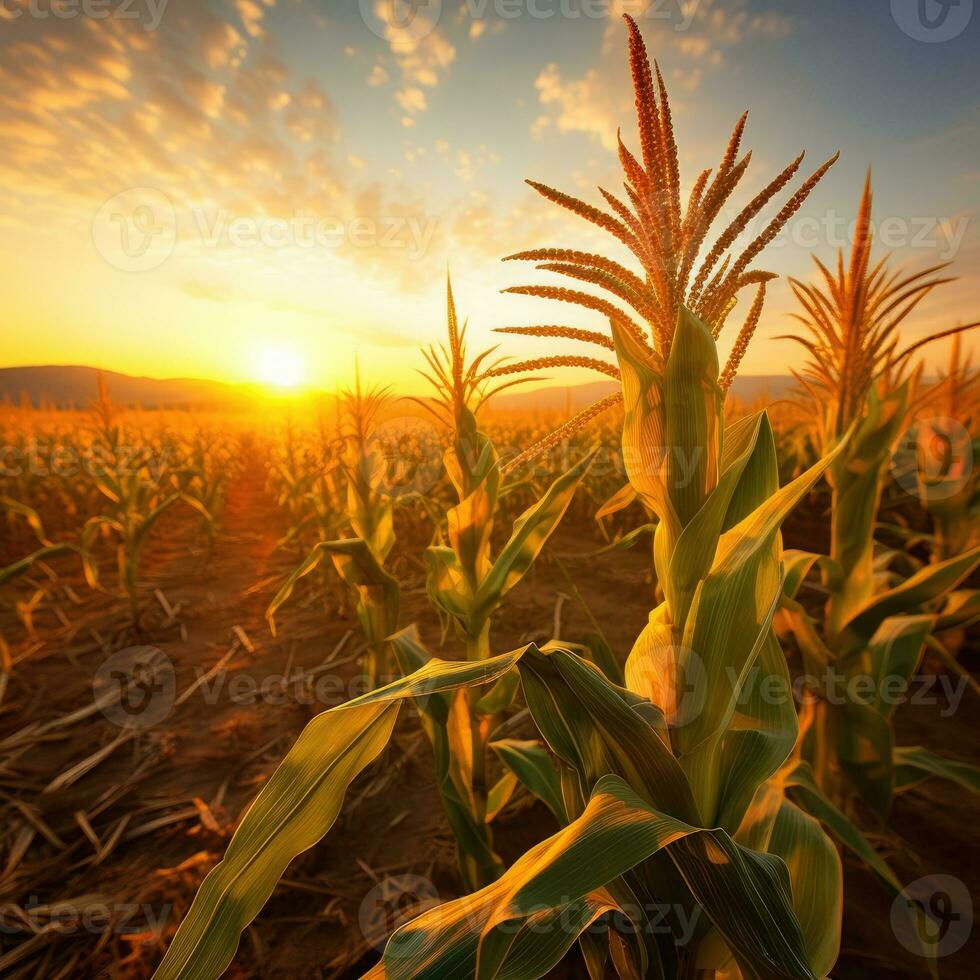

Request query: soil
[{"left": 0, "top": 470, "right": 976, "bottom": 979}]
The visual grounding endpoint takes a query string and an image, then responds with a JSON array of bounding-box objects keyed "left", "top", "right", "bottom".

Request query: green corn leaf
[
  {"left": 0, "top": 496, "right": 50, "bottom": 545},
  {"left": 784, "top": 759, "right": 902, "bottom": 892},
  {"left": 609, "top": 318, "right": 676, "bottom": 538},
  {"left": 892, "top": 745, "right": 980, "bottom": 796},
  {"left": 935, "top": 589, "right": 980, "bottom": 632},
  {"left": 519, "top": 644, "right": 698, "bottom": 824},
  {"left": 767, "top": 800, "right": 842, "bottom": 979},
  {"left": 840, "top": 543, "right": 980, "bottom": 651},
  {"left": 470, "top": 449, "right": 595, "bottom": 629},
  {"left": 369, "top": 775, "right": 816, "bottom": 980},
  {"left": 834, "top": 698, "right": 895, "bottom": 814},
  {"left": 486, "top": 771, "right": 520, "bottom": 822},
  {"left": 786, "top": 758, "right": 941, "bottom": 975},
  {"left": 152, "top": 647, "right": 525, "bottom": 980},
  {"left": 782, "top": 551, "right": 842, "bottom": 602},
  {"left": 0, "top": 544, "right": 80, "bottom": 587},
  {"left": 825, "top": 385, "right": 908, "bottom": 637},
  {"left": 662, "top": 307, "right": 723, "bottom": 528},
  {"left": 595, "top": 481, "right": 638, "bottom": 519},
  {"left": 591, "top": 522, "right": 656, "bottom": 555},
  {"left": 266, "top": 537, "right": 399, "bottom": 639},
  {"left": 390, "top": 627, "right": 506, "bottom": 886},
  {"left": 861, "top": 614, "right": 935, "bottom": 718},
  {"left": 674, "top": 430, "right": 849, "bottom": 819},
  {"left": 714, "top": 631, "right": 798, "bottom": 834},
  {"left": 490, "top": 739, "right": 567, "bottom": 825},
  {"left": 664, "top": 410, "right": 767, "bottom": 628}
]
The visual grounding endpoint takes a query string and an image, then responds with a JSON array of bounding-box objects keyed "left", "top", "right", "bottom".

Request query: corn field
[{"left": 1, "top": 13, "right": 978, "bottom": 980}]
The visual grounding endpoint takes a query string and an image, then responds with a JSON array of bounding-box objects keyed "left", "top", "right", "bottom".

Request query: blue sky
[{"left": 0, "top": 0, "right": 976, "bottom": 388}]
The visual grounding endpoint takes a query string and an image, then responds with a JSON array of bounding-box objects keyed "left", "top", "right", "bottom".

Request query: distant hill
[
  {"left": 494, "top": 375, "right": 796, "bottom": 413},
  {"left": 0, "top": 365, "right": 796, "bottom": 412},
  {"left": 0, "top": 366, "right": 259, "bottom": 409}
]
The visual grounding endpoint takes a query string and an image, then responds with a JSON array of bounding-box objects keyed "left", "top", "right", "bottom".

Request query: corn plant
[
  {"left": 267, "top": 375, "right": 400, "bottom": 688},
  {"left": 393, "top": 277, "right": 594, "bottom": 891},
  {"left": 777, "top": 176, "right": 980, "bottom": 813},
  {"left": 0, "top": 497, "right": 97, "bottom": 701},
  {"left": 908, "top": 334, "right": 980, "bottom": 563},
  {"left": 81, "top": 379, "right": 212, "bottom": 629},
  {"left": 151, "top": 19, "right": 873, "bottom": 979}
]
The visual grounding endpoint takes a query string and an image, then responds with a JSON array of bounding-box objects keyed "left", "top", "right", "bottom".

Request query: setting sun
[{"left": 252, "top": 346, "right": 305, "bottom": 389}]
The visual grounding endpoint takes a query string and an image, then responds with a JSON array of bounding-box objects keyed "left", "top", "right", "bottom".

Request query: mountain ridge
[{"left": 0, "top": 364, "right": 796, "bottom": 411}]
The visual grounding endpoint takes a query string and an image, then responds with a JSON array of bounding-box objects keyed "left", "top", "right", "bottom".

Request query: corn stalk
[
  {"left": 267, "top": 379, "right": 399, "bottom": 688},
  {"left": 778, "top": 178, "right": 980, "bottom": 813},
  {"left": 406, "top": 279, "right": 594, "bottom": 891}
]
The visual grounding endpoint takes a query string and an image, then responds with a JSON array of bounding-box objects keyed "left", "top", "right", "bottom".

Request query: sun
[{"left": 252, "top": 346, "right": 305, "bottom": 389}]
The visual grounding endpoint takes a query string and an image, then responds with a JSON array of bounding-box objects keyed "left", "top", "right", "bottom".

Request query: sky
[{"left": 0, "top": 0, "right": 977, "bottom": 392}]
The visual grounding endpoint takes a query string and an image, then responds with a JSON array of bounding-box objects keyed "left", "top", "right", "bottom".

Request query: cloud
[
  {"left": 371, "top": 0, "right": 455, "bottom": 116},
  {"left": 234, "top": 0, "right": 275, "bottom": 39},
  {"left": 367, "top": 63, "right": 390, "bottom": 87},
  {"left": 396, "top": 87, "right": 428, "bottom": 114},
  {"left": 533, "top": 63, "right": 625, "bottom": 150}
]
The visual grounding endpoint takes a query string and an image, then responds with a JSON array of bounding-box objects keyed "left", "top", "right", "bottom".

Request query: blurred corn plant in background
[
  {"left": 0, "top": 496, "right": 97, "bottom": 700},
  {"left": 908, "top": 334, "right": 980, "bottom": 564},
  {"left": 150, "top": 18, "right": 882, "bottom": 979},
  {"left": 776, "top": 175, "right": 980, "bottom": 815},
  {"left": 81, "top": 374, "right": 213, "bottom": 630},
  {"left": 266, "top": 372, "right": 400, "bottom": 688}
]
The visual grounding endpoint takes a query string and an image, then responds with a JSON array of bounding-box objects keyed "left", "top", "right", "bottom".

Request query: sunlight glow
[{"left": 253, "top": 346, "right": 306, "bottom": 389}]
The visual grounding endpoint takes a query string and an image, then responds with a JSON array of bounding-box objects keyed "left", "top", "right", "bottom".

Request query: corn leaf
[
  {"left": 892, "top": 745, "right": 980, "bottom": 796},
  {"left": 470, "top": 450, "right": 595, "bottom": 629},
  {"left": 152, "top": 648, "right": 525, "bottom": 980},
  {"left": 767, "top": 800, "right": 842, "bottom": 979},
  {"left": 490, "top": 739, "right": 567, "bottom": 825},
  {"left": 840, "top": 544, "right": 980, "bottom": 651},
  {"left": 369, "top": 775, "right": 817, "bottom": 980},
  {"left": 266, "top": 537, "right": 399, "bottom": 638}
]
